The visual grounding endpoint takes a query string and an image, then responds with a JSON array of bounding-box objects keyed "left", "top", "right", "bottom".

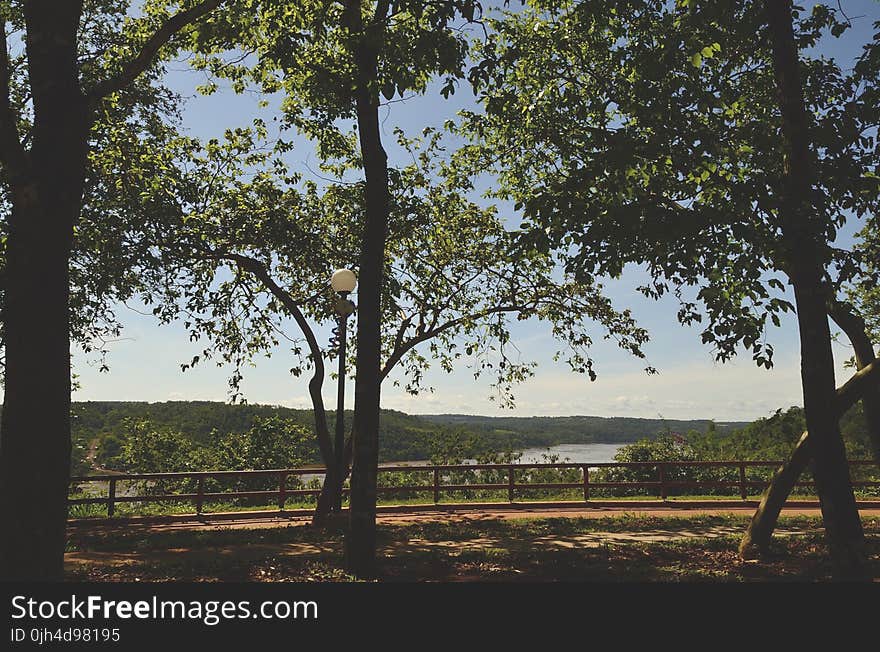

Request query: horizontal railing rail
[{"left": 68, "top": 459, "right": 880, "bottom": 519}]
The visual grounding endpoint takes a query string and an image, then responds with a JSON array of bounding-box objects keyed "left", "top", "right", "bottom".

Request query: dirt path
[
  {"left": 65, "top": 505, "right": 880, "bottom": 581},
  {"left": 68, "top": 504, "right": 880, "bottom": 536},
  {"left": 84, "top": 437, "right": 123, "bottom": 475}
]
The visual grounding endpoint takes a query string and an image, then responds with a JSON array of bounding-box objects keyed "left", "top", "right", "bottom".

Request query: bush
[{"left": 591, "top": 434, "right": 735, "bottom": 497}]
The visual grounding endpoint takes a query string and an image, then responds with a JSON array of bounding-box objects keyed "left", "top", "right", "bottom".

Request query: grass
[{"left": 64, "top": 514, "right": 880, "bottom": 582}]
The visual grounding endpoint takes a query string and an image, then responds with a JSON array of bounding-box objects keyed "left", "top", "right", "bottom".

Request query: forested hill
[
  {"left": 65, "top": 401, "right": 872, "bottom": 478},
  {"left": 420, "top": 414, "right": 748, "bottom": 445},
  {"left": 69, "top": 401, "right": 742, "bottom": 462}
]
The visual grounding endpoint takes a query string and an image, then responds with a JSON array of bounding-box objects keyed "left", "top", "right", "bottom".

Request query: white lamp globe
[{"left": 330, "top": 268, "right": 357, "bottom": 293}]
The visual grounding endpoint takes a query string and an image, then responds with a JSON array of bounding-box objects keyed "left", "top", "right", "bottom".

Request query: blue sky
[{"left": 70, "top": 1, "right": 880, "bottom": 421}]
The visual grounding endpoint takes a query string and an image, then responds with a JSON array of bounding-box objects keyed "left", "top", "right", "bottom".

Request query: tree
[
  {"left": 127, "top": 124, "right": 650, "bottom": 524},
  {"left": 115, "top": 416, "right": 313, "bottom": 498},
  {"left": 742, "top": 39, "right": 880, "bottom": 553},
  {"left": 460, "top": 0, "right": 880, "bottom": 576},
  {"left": 0, "top": 0, "right": 227, "bottom": 581},
  {"left": 172, "top": 0, "right": 536, "bottom": 575},
  {"left": 761, "top": 0, "right": 865, "bottom": 578}
]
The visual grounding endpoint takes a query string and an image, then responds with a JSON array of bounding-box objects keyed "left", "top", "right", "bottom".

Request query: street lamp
[{"left": 330, "top": 268, "right": 356, "bottom": 512}]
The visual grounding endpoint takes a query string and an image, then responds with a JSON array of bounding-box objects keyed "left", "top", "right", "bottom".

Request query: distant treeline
[
  {"left": 420, "top": 414, "right": 748, "bottom": 446},
  {"left": 64, "top": 400, "right": 873, "bottom": 476},
  {"left": 66, "top": 400, "right": 739, "bottom": 474}
]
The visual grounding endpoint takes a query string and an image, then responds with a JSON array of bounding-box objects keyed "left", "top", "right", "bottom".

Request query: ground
[{"left": 64, "top": 507, "right": 880, "bottom": 581}]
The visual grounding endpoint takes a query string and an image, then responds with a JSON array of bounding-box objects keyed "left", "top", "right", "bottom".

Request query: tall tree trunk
[
  {"left": 763, "top": 0, "right": 866, "bottom": 579},
  {"left": 740, "top": 311, "right": 880, "bottom": 557},
  {"left": 344, "top": 0, "right": 389, "bottom": 578},
  {"left": 0, "top": 1, "right": 88, "bottom": 581}
]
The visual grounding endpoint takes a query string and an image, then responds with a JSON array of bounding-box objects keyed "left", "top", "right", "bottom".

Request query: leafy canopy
[{"left": 459, "top": 0, "right": 880, "bottom": 368}]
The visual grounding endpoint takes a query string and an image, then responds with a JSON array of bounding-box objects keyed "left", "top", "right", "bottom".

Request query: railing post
[
  {"left": 433, "top": 468, "right": 440, "bottom": 504},
  {"left": 507, "top": 465, "right": 515, "bottom": 503},
  {"left": 278, "top": 471, "right": 287, "bottom": 511},
  {"left": 582, "top": 465, "right": 590, "bottom": 502},
  {"left": 196, "top": 477, "right": 205, "bottom": 515},
  {"left": 739, "top": 464, "right": 748, "bottom": 501},
  {"left": 107, "top": 478, "right": 117, "bottom": 518},
  {"left": 659, "top": 463, "right": 667, "bottom": 500}
]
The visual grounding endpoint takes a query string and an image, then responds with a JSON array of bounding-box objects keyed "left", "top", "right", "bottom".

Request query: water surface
[{"left": 515, "top": 443, "right": 624, "bottom": 464}]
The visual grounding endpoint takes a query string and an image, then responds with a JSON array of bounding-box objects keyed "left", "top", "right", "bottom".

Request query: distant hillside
[
  {"left": 71, "top": 401, "right": 442, "bottom": 463},
  {"left": 420, "top": 414, "right": 748, "bottom": 447},
  {"left": 69, "top": 401, "right": 740, "bottom": 469}
]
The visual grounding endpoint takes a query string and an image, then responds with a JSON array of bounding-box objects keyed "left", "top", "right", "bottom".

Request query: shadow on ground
[{"left": 64, "top": 514, "right": 880, "bottom": 582}]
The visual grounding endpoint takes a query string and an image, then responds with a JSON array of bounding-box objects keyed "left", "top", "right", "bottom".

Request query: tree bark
[
  {"left": 344, "top": 0, "right": 389, "bottom": 578},
  {"left": 0, "top": 1, "right": 88, "bottom": 581},
  {"left": 314, "top": 421, "right": 357, "bottom": 523},
  {"left": 763, "top": 0, "right": 866, "bottom": 579}
]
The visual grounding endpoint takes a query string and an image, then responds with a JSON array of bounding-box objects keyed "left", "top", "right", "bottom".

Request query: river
[
  {"left": 382, "top": 443, "right": 626, "bottom": 468},
  {"left": 514, "top": 443, "right": 624, "bottom": 464}
]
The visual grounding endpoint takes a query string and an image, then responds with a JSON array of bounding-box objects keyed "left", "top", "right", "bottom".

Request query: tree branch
[
  {"left": 380, "top": 301, "right": 539, "bottom": 381},
  {"left": 835, "top": 358, "right": 880, "bottom": 413},
  {"left": 828, "top": 298, "right": 876, "bottom": 369},
  {"left": 372, "top": 0, "right": 392, "bottom": 25},
  {"left": 87, "top": 0, "right": 224, "bottom": 103},
  {"left": 202, "top": 249, "right": 336, "bottom": 477}
]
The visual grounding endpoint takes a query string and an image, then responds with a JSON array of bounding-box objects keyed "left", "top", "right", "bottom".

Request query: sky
[{"left": 69, "top": 1, "right": 880, "bottom": 422}]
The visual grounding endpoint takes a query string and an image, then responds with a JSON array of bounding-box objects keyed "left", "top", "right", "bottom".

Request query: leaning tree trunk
[
  {"left": 740, "top": 304, "right": 880, "bottom": 555},
  {"left": 764, "top": 0, "right": 866, "bottom": 579},
  {"left": 740, "top": 359, "right": 880, "bottom": 557},
  {"left": 344, "top": 1, "right": 389, "bottom": 578},
  {"left": 0, "top": 2, "right": 88, "bottom": 581},
  {"left": 829, "top": 301, "right": 880, "bottom": 461}
]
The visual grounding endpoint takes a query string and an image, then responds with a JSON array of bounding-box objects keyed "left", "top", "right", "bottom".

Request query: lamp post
[{"left": 330, "top": 268, "right": 356, "bottom": 512}]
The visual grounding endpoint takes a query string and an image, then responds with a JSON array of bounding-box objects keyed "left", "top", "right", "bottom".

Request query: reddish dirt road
[{"left": 67, "top": 503, "right": 880, "bottom": 535}]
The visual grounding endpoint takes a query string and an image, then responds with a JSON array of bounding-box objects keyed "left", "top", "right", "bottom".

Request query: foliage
[
  {"left": 596, "top": 408, "right": 879, "bottom": 497},
  {"left": 181, "top": 0, "right": 483, "bottom": 158},
  {"left": 69, "top": 399, "right": 880, "bottom": 509},
  {"left": 115, "top": 120, "right": 652, "bottom": 408},
  {"left": 0, "top": 0, "right": 230, "bottom": 371},
  {"left": 459, "top": 0, "right": 880, "bottom": 368},
  {"left": 592, "top": 433, "right": 725, "bottom": 497},
  {"left": 696, "top": 405, "right": 873, "bottom": 461},
  {"left": 116, "top": 419, "right": 214, "bottom": 474},
  {"left": 423, "top": 413, "right": 744, "bottom": 446},
  {"left": 109, "top": 415, "right": 314, "bottom": 497}
]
